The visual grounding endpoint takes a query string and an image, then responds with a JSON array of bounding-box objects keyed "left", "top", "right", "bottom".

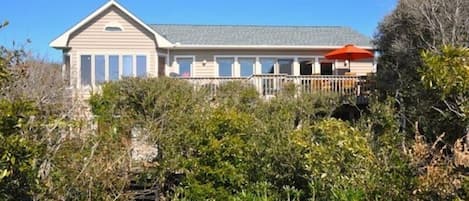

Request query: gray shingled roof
[{"left": 149, "top": 24, "right": 371, "bottom": 47}]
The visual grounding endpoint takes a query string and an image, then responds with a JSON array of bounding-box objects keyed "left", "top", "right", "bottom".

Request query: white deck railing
[
  {"left": 178, "top": 74, "right": 372, "bottom": 97},
  {"left": 70, "top": 75, "right": 373, "bottom": 99}
]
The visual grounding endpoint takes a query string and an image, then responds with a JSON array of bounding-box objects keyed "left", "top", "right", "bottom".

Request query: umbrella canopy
[{"left": 325, "top": 44, "right": 374, "bottom": 60}]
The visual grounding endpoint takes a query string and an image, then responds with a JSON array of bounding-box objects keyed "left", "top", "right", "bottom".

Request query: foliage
[
  {"left": 420, "top": 46, "right": 469, "bottom": 127},
  {"left": 0, "top": 99, "right": 42, "bottom": 200},
  {"left": 212, "top": 81, "right": 260, "bottom": 111},
  {"left": 374, "top": 0, "right": 469, "bottom": 142},
  {"left": 358, "top": 97, "right": 416, "bottom": 200},
  {"left": 298, "top": 119, "right": 375, "bottom": 200},
  {"left": 90, "top": 78, "right": 419, "bottom": 200},
  {"left": 375, "top": 2, "right": 469, "bottom": 198},
  {"left": 0, "top": 25, "right": 43, "bottom": 200}
]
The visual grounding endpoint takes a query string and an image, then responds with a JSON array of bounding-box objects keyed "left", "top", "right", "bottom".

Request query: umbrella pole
[{"left": 348, "top": 53, "right": 351, "bottom": 73}]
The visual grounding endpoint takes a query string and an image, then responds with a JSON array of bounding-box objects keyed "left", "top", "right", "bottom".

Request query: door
[
  {"left": 300, "top": 60, "right": 313, "bottom": 75},
  {"left": 158, "top": 56, "right": 166, "bottom": 77}
]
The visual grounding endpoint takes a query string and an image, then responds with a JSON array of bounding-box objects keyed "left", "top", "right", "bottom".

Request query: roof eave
[
  {"left": 50, "top": 33, "right": 69, "bottom": 49},
  {"left": 170, "top": 45, "right": 374, "bottom": 50}
]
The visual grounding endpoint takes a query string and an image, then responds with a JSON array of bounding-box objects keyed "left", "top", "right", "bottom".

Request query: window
[
  {"left": 177, "top": 58, "right": 193, "bottom": 77},
  {"left": 95, "top": 55, "right": 106, "bottom": 84},
  {"left": 320, "top": 63, "right": 333, "bottom": 75},
  {"left": 80, "top": 55, "right": 91, "bottom": 86},
  {"left": 300, "top": 59, "right": 313, "bottom": 75},
  {"left": 105, "top": 26, "right": 123, "bottom": 32},
  {"left": 79, "top": 54, "right": 147, "bottom": 86},
  {"left": 104, "top": 22, "right": 123, "bottom": 32},
  {"left": 109, "top": 55, "right": 119, "bottom": 81},
  {"left": 217, "top": 58, "right": 234, "bottom": 77},
  {"left": 123, "top": 55, "right": 133, "bottom": 77},
  {"left": 278, "top": 59, "right": 293, "bottom": 75},
  {"left": 63, "top": 55, "right": 70, "bottom": 85},
  {"left": 239, "top": 58, "right": 255, "bottom": 77},
  {"left": 136, "top": 56, "right": 147, "bottom": 77},
  {"left": 260, "top": 58, "right": 275, "bottom": 74}
]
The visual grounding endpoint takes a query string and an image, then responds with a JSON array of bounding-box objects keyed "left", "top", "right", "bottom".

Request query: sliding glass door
[{"left": 278, "top": 59, "right": 293, "bottom": 75}]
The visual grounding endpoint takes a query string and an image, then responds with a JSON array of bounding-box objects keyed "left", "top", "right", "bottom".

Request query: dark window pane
[
  {"left": 260, "top": 58, "right": 275, "bottom": 74},
  {"left": 80, "top": 55, "right": 91, "bottom": 86},
  {"left": 239, "top": 58, "right": 255, "bottom": 77},
  {"left": 64, "top": 55, "right": 70, "bottom": 84},
  {"left": 95, "top": 55, "right": 105, "bottom": 84},
  {"left": 320, "top": 63, "right": 333, "bottom": 75},
  {"left": 158, "top": 56, "right": 166, "bottom": 77},
  {"left": 123, "top": 55, "right": 133, "bottom": 77},
  {"left": 278, "top": 59, "right": 293, "bottom": 75},
  {"left": 136, "top": 56, "right": 147, "bottom": 77},
  {"left": 105, "top": 26, "right": 122, "bottom": 32},
  {"left": 109, "top": 55, "right": 119, "bottom": 81},
  {"left": 300, "top": 60, "right": 313, "bottom": 75},
  {"left": 336, "top": 69, "right": 350, "bottom": 75},
  {"left": 217, "top": 58, "right": 234, "bottom": 77},
  {"left": 178, "top": 58, "right": 192, "bottom": 77}
]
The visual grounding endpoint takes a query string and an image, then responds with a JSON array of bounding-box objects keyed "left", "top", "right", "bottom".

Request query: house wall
[
  {"left": 343, "top": 59, "right": 375, "bottom": 75},
  {"left": 167, "top": 49, "right": 374, "bottom": 76},
  {"left": 64, "top": 4, "right": 374, "bottom": 85},
  {"left": 68, "top": 5, "right": 158, "bottom": 87}
]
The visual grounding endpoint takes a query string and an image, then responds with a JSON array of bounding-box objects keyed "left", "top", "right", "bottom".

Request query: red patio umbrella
[{"left": 324, "top": 44, "right": 374, "bottom": 73}]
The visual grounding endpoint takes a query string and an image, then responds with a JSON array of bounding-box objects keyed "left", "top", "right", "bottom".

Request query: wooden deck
[
  {"left": 69, "top": 74, "right": 375, "bottom": 100},
  {"left": 177, "top": 74, "right": 374, "bottom": 98}
]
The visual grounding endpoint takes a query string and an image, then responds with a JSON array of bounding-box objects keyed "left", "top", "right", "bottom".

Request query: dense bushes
[
  {"left": 0, "top": 99, "right": 42, "bottom": 200},
  {"left": 1, "top": 60, "right": 467, "bottom": 200},
  {"left": 87, "top": 75, "right": 468, "bottom": 200},
  {"left": 88, "top": 78, "right": 414, "bottom": 200}
]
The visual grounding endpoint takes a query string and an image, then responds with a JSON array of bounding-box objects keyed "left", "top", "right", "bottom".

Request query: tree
[
  {"left": 0, "top": 22, "right": 42, "bottom": 200},
  {"left": 374, "top": 0, "right": 469, "bottom": 142}
]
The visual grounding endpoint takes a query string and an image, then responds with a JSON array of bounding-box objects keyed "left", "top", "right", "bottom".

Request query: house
[{"left": 50, "top": 0, "right": 375, "bottom": 96}]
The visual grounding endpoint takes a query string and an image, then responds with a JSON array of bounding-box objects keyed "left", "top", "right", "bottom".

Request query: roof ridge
[{"left": 149, "top": 23, "right": 347, "bottom": 28}]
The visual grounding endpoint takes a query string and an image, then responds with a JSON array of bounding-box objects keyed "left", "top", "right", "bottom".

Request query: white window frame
[
  {"left": 77, "top": 52, "right": 150, "bottom": 88},
  {"left": 136, "top": 55, "right": 148, "bottom": 77},
  {"left": 94, "top": 55, "right": 107, "bottom": 85},
  {"left": 277, "top": 58, "right": 295, "bottom": 75},
  {"left": 108, "top": 55, "right": 120, "bottom": 81},
  {"left": 259, "top": 57, "right": 278, "bottom": 74},
  {"left": 174, "top": 55, "right": 195, "bottom": 77},
  {"left": 214, "top": 56, "right": 235, "bottom": 77},
  {"left": 77, "top": 54, "right": 93, "bottom": 89},
  {"left": 122, "top": 55, "right": 134, "bottom": 77},
  {"left": 238, "top": 57, "right": 256, "bottom": 77},
  {"left": 213, "top": 55, "right": 323, "bottom": 77}
]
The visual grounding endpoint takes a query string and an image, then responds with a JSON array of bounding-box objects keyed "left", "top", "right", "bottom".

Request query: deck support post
[
  {"left": 314, "top": 57, "right": 320, "bottom": 74},
  {"left": 234, "top": 57, "right": 240, "bottom": 77},
  {"left": 293, "top": 57, "right": 300, "bottom": 76}
]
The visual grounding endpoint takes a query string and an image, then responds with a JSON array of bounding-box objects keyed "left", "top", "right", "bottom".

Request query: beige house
[{"left": 50, "top": 0, "right": 375, "bottom": 95}]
